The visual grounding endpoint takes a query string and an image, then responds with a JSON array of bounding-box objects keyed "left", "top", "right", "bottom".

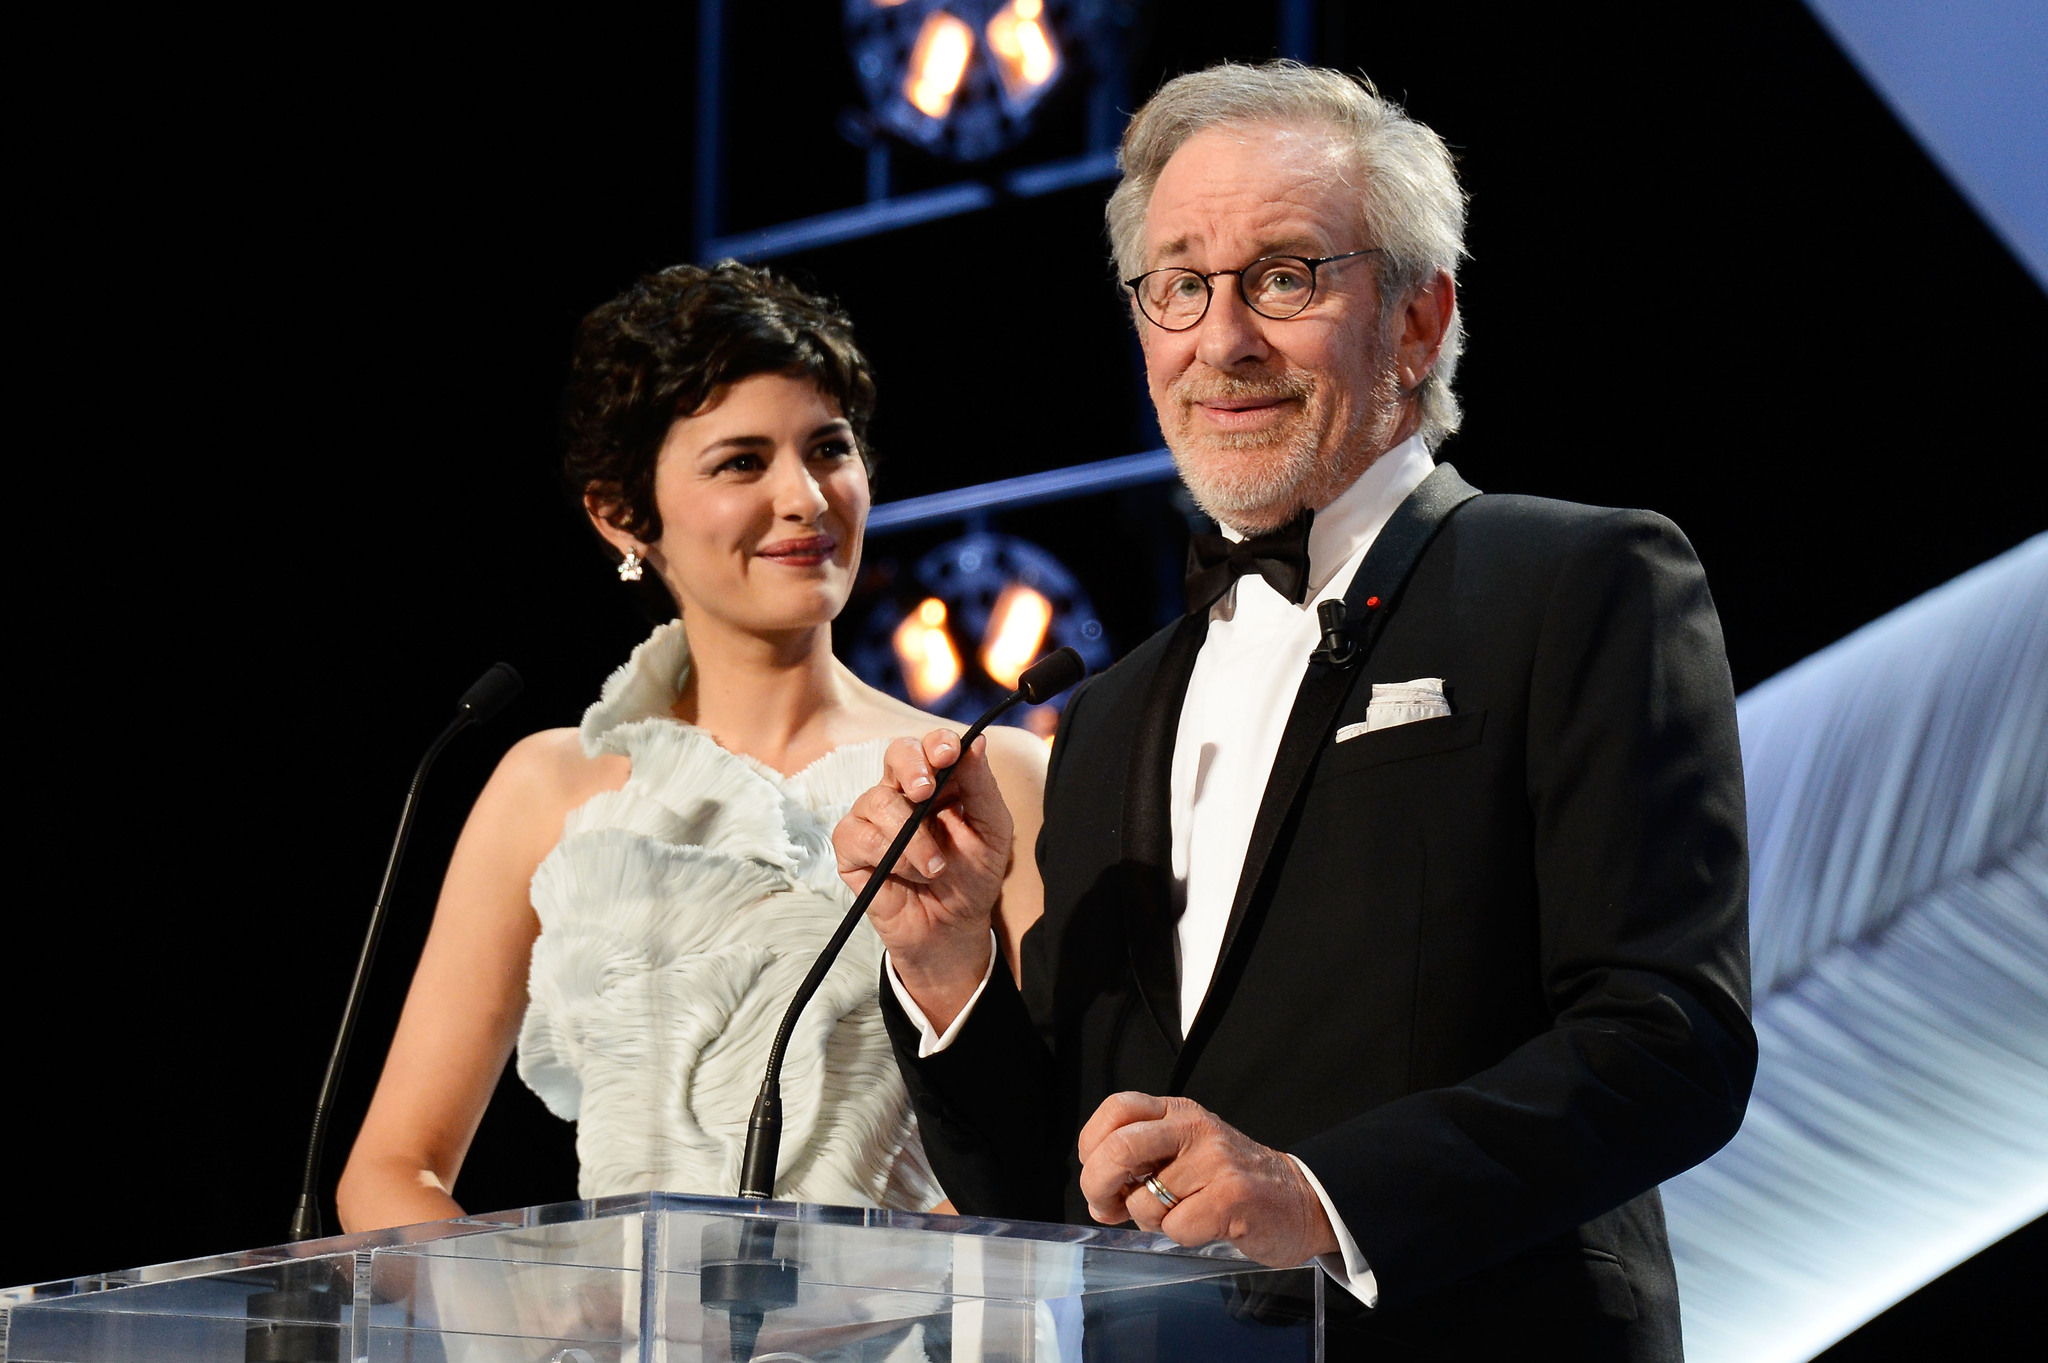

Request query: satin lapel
[
  {"left": 1172, "top": 464, "right": 1482, "bottom": 1086},
  {"left": 1119, "top": 610, "right": 1210, "bottom": 1053}
]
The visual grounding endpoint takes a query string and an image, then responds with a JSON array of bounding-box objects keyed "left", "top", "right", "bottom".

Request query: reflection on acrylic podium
[{"left": 0, "top": 1192, "right": 1321, "bottom": 1361}]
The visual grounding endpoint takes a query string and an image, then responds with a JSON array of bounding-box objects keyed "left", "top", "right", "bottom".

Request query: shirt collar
[{"left": 1219, "top": 433, "right": 1436, "bottom": 602}]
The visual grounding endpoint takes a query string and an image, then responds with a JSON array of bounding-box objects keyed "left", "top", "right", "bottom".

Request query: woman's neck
[{"left": 671, "top": 616, "right": 856, "bottom": 775}]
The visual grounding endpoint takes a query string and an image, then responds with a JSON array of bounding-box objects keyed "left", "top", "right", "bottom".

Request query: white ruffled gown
[{"left": 516, "top": 620, "right": 943, "bottom": 1211}]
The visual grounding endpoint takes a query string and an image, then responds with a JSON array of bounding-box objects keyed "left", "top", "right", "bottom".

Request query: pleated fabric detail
[{"left": 518, "top": 620, "right": 940, "bottom": 1210}]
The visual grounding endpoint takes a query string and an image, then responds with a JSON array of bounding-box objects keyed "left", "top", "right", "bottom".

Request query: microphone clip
[{"left": 1310, "top": 600, "right": 1361, "bottom": 669}]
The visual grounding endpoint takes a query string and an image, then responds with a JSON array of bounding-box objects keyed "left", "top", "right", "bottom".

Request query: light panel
[
  {"left": 986, "top": 0, "right": 1060, "bottom": 102},
  {"left": 979, "top": 582, "right": 1053, "bottom": 688},
  {"left": 904, "top": 11, "right": 975, "bottom": 120},
  {"left": 893, "top": 596, "right": 963, "bottom": 704}
]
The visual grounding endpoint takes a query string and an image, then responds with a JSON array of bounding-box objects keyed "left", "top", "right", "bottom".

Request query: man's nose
[{"left": 1193, "top": 282, "right": 1272, "bottom": 371}]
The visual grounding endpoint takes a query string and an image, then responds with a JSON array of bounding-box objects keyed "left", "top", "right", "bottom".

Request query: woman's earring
[{"left": 617, "top": 549, "right": 645, "bottom": 582}]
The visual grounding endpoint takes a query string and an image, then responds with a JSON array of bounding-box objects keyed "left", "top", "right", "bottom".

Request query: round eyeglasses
[{"left": 1124, "top": 249, "right": 1383, "bottom": 331}]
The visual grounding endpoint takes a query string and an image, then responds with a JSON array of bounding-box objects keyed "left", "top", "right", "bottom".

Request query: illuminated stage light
[
  {"left": 980, "top": 582, "right": 1054, "bottom": 688},
  {"left": 849, "top": 531, "right": 1114, "bottom": 733},
  {"left": 893, "top": 596, "right": 964, "bottom": 705},
  {"left": 905, "top": 11, "right": 975, "bottom": 119},
  {"left": 985, "top": 0, "right": 1060, "bottom": 105},
  {"left": 845, "top": 0, "right": 1074, "bottom": 163}
]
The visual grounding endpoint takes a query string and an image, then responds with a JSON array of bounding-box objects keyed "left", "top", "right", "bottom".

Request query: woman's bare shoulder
[
  {"left": 834, "top": 673, "right": 1047, "bottom": 797},
  {"left": 977, "top": 723, "right": 1050, "bottom": 787},
  {"left": 840, "top": 680, "right": 1047, "bottom": 777},
  {"left": 488, "top": 728, "right": 631, "bottom": 812},
  {"left": 845, "top": 684, "right": 956, "bottom": 741},
  {"left": 890, "top": 706, "right": 1048, "bottom": 798}
]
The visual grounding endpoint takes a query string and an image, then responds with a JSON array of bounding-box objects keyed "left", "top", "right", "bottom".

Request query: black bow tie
[{"left": 1184, "top": 509, "right": 1315, "bottom": 614}]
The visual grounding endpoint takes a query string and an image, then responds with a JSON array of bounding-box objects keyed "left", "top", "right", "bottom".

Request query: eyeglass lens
[{"left": 1137, "top": 257, "right": 1320, "bottom": 329}]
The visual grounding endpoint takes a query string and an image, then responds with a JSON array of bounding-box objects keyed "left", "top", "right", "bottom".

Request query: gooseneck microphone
[
  {"left": 286, "top": 662, "right": 523, "bottom": 1243},
  {"left": 734, "top": 646, "right": 1087, "bottom": 1201},
  {"left": 704, "top": 649, "right": 1084, "bottom": 1363}
]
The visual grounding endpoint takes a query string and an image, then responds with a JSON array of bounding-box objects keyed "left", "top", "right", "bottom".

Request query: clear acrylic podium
[{"left": 1, "top": 1192, "right": 1321, "bottom": 1361}]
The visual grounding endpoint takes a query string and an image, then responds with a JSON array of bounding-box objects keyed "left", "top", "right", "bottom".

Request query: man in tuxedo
[{"left": 834, "top": 62, "right": 1753, "bottom": 1360}]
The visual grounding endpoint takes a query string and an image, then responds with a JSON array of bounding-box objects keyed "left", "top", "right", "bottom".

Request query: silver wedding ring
[{"left": 1143, "top": 1175, "right": 1180, "bottom": 1212}]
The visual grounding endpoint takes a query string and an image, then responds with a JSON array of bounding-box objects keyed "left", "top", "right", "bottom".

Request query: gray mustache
[{"left": 1174, "top": 376, "right": 1312, "bottom": 406}]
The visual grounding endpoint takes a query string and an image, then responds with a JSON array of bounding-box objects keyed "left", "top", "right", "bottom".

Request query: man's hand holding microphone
[{"left": 832, "top": 715, "right": 1339, "bottom": 1270}]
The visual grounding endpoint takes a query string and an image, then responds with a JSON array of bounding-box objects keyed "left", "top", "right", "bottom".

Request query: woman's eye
[
  {"left": 813, "top": 439, "right": 856, "bottom": 462},
  {"left": 715, "top": 454, "right": 763, "bottom": 474}
]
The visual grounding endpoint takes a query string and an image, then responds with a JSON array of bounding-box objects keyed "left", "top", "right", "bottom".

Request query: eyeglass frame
[{"left": 1122, "top": 248, "right": 1385, "bottom": 331}]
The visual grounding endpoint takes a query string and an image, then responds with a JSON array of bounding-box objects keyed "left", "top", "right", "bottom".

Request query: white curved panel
[{"left": 1666, "top": 533, "right": 2048, "bottom": 1363}]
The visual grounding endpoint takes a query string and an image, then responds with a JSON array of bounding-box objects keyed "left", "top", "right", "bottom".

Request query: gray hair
[{"left": 1107, "top": 62, "right": 1469, "bottom": 446}]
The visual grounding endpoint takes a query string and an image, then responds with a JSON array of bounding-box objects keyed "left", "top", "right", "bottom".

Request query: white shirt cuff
[
  {"left": 885, "top": 932, "right": 999, "bottom": 1059},
  {"left": 1288, "top": 1155, "right": 1378, "bottom": 1307}
]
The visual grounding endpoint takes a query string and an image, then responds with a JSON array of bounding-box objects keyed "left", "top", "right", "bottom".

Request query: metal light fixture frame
[
  {"left": 844, "top": 0, "right": 1070, "bottom": 164},
  {"left": 691, "top": 0, "right": 1330, "bottom": 265}
]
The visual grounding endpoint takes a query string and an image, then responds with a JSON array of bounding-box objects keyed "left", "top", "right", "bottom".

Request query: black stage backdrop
[{"left": 12, "top": 2, "right": 2044, "bottom": 1356}]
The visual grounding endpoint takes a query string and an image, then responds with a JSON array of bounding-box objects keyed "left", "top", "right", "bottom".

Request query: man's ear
[
  {"left": 1397, "top": 270, "right": 1457, "bottom": 390},
  {"left": 583, "top": 489, "right": 643, "bottom": 560}
]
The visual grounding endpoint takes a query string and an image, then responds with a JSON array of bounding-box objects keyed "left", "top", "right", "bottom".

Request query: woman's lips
[{"left": 757, "top": 534, "right": 838, "bottom": 567}]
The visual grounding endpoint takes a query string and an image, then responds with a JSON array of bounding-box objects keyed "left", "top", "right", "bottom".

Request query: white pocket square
[{"left": 1336, "top": 679, "right": 1452, "bottom": 743}]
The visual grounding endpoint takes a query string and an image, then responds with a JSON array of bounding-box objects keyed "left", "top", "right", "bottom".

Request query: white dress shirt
[
  {"left": 890, "top": 434, "right": 1437, "bottom": 1307},
  {"left": 1171, "top": 436, "right": 1434, "bottom": 1037}
]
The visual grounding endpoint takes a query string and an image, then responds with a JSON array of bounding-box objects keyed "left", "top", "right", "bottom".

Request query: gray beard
[
  {"left": 1170, "top": 422, "right": 1323, "bottom": 531},
  {"left": 1164, "top": 344, "right": 1407, "bottom": 531}
]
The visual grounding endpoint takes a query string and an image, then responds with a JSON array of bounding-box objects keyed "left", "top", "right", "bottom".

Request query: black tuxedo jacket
[{"left": 884, "top": 473, "right": 1756, "bottom": 1360}]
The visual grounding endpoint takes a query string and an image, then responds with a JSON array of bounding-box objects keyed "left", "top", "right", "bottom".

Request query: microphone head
[
  {"left": 457, "top": 663, "right": 524, "bottom": 724},
  {"left": 1018, "top": 647, "right": 1087, "bottom": 706}
]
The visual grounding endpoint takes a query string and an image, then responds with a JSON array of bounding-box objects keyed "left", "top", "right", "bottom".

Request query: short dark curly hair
[{"left": 562, "top": 261, "right": 877, "bottom": 549}]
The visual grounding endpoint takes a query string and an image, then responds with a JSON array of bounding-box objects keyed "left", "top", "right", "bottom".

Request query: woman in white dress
[{"left": 336, "top": 262, "right": 1047, "bottom": 1230}]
